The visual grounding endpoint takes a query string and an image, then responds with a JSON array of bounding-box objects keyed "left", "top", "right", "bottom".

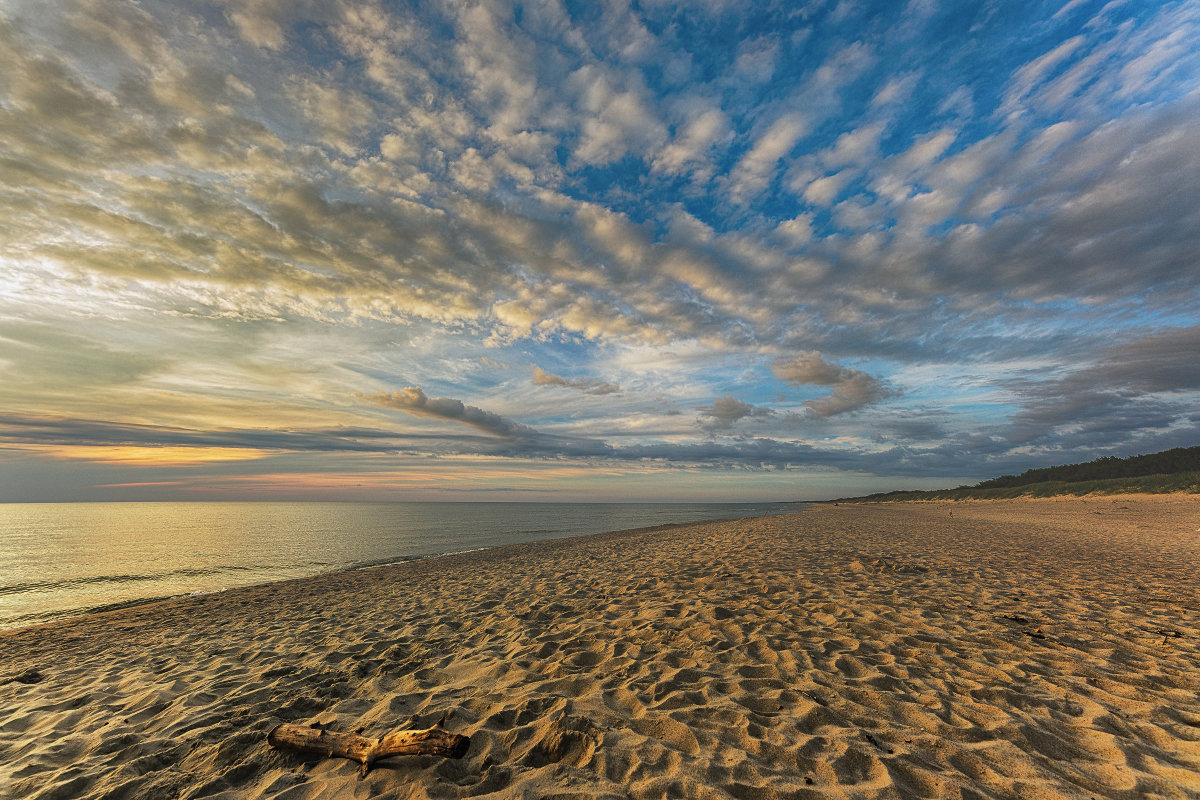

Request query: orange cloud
[{"left": 40, "top": 445, "right": 271, "bottom": 466}]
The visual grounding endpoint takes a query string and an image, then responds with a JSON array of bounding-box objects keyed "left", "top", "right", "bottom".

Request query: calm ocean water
[{"left": 0, "top": 501, "right": 799, "bottom": 631}]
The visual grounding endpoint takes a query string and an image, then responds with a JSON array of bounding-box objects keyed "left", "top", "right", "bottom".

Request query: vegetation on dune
[
  {"left": 832, "top": 446, "right": 1200, "bottom": 502},
  {"left": 973, "top": 446, "right": 1200, "bottom": 489}
]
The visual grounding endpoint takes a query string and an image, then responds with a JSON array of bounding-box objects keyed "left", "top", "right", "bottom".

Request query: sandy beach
[{"left": 2, "top": 496, "right": 1198, "bottom": 800}]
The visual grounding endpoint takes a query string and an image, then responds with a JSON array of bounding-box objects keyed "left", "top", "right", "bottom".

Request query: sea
[{"left": 0, "top": 501, "right": 801, "bottom": 631}]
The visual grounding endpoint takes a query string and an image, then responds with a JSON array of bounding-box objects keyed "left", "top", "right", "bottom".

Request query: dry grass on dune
[{"left": 2, "top": 496, "right": 1199, "bottom": 800}]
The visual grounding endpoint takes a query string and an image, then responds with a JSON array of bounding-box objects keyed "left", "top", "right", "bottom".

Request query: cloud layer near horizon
[{"left": 1, "top": 0, "right": 1198, "bottom": 500}]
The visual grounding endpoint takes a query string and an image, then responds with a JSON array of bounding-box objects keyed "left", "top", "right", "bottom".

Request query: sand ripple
[{"left": 3, "top": 496, "right": 1199, "bottom": 799}]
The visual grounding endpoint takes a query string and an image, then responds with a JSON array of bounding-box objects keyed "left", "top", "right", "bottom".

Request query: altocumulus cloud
[{"left": 4, "top": 0, "right": 1196, "bottom": 347}]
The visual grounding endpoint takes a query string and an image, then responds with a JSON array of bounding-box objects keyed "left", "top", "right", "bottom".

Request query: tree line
[{"left": 973, "top": 446, "right": 1200, "bottom": 489}]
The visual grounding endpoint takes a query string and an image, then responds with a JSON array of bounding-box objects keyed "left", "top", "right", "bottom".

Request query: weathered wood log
[{"left": 268, "top": 716, "right": 470, "bottom": 776}]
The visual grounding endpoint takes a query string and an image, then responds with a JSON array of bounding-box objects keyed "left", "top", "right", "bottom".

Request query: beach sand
[{"left": 2, "top": 495, "right": 1199, "bottom": 799}]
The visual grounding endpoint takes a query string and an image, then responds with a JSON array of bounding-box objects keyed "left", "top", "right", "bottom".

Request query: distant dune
[{"left": 832, "top": 446, "right": 1200, "bottom": 502}]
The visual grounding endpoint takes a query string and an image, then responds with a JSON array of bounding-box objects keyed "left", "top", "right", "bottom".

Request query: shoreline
[
  {"left": 3, "top": 496, "right": 1199, "bottom": 799},
  {"left": 0, "top": 502, "right": 803, "bottom": 636},
  {"left": 0, "top": 545, "right": 486, "bottom": 637},
  {"left": 0, "top": 513, "right": 784, "bottom": 641}
]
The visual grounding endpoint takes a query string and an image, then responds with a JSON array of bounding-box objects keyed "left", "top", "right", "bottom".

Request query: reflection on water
[{"left": 0, "top": 501, "right": 800, "bottom": 630}]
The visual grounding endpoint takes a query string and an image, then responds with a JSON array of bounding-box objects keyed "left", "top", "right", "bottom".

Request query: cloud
[
  {"left": 5, "top": 1, "right": 1198, "bottom": 361},
  {"left": 732, "top": 36, "right": 779, "bottom": 85},
  {"left": 0, "top": 413, "right": 433, "bottom": 454},
  {"left": 0, "top": 411, "right": 867, "bottom": 476},
  {"left": 823, "top": 122, "right": 884, "bottom": 168},
  {"left": 773, "top": 352, "right": 896, "bottom": 417},
  {"left": 802, "top": 172, "right": 849, "bottom": 206},
  {"left": 532, "top": 367, "right": 620, "bottom": 395},
  {"left": 652, "top": 103, "right": 732, "bottom": 178},
  {"left": 1002, "top": 325, "right": 1200, "bottom": 450},
  {"left": 699, "top": 396, "right": 775, "bottom": 430},
  {"left": 568, "top": 64, "right": 668, "bottom": 167},
  {"left": 0, "top": 320, "right": 166, "bottom": 397},
  {"left": 221, "top": 0, "right": 315, "bottom": 50},
  {"left": 3, "top": 0, "right": 1199, "bottom": 500},
  {"left": 1002, "top": 36, "right": 1085, "bottom": 116},
  {"left": 362, "top": 388, "right": 536, "bottom": 439},
  {"left": 723, "top": 113, "right": 808, "bottom": 204},
  {"left": 289, "top": 77, "right": 374, "bottom": 156},
  {"left": 773, "top": 213, "right": 814, "bottom": 245}
]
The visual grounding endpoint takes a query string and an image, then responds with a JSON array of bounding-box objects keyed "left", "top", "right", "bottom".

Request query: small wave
[
  {"left": 348, "top": 554, "right": 424, "bottom": 571},
  {"left": 0, "top": 573, "right": 163, "bottom": 597},
  {"left": 0, "top": 591, "right": 193, "bottom": 630},
  {"left": 348, "top": 546, "right": 489, "bottom": 571},
  {"left": 433, "top": 546, "right": 487, "bottom": 558},
  {"left": 78, "top": 595, "right": 186, "bottom": 616},
  {"left": 0, "top": 564, "right": 262, "bottom": 598}
]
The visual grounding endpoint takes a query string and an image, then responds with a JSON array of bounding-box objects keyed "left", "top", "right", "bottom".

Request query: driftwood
[{"left": 268, "top": 716, "right": 470, "bottom": 776}]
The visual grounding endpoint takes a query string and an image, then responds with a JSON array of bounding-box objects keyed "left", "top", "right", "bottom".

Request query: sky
[{"left": 1, "top": 0, "right": 1199, "bottom": 502}]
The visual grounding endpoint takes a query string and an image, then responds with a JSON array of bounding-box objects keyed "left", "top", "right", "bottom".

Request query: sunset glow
[{"left": 41, "top": 446, "right": 273, "bottom": 466}]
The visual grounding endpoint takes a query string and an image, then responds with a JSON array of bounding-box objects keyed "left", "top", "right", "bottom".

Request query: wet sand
[{"left": 2, "top": 495, "right": 1199, "bottom": 799}]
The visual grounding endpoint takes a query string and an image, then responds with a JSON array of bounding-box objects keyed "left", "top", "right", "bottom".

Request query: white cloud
[
  {"left": 833, "top": 196, "right": 881, "bottom": 230},
  {"left": 653, "top": 104, "right": 732, "bottom": 178},
  {"left": 803, "top": 172, "right": 848, "bottom": 206},
  {"left": 829, "top": 0, "right": 860, "bottom": 24},
  {"left": 1052, "top": 0, "right": 1091, "bottom": 20},
  {"left": 774, "top": 214, "right": 814, "bottom": 246},
  {"left": 1115, "top": 26, "right": 1191, "bottom": 98},
  {"left": 823, "top": 122, "right": 884, "bottom": 168},
  {"left": 226, "top": 0, "right": 290, "bottom": 50},
  {"left": 935, "top": 87, "right": 974, "bottom": 119},
  {"left": 811, "top": 40, "right": 875, "bottom": 88},
  {"left": 290, "top": 78, "right": 373, "bottom": 156},
  {"left": 379, "top": 132, "right": 418, "bottom": 162},
  {"left": 724, "top": 113, "right": 808, "bottom": 204},
  {"left": 569, "top": 65, "right": 668, "bottom": 167},
  {"left": 1002, "top": 36, "right": 1085, "bottom": 116},
  {"left": 902, "top": 0, "right": 939, "bottom": 23},
  {"left": 732, "top": 36, "right": 779, "bottom": 85},
  {"left": 872, "top": 72, "right": 921, "bottom": 107},
  {"left": 890, "top": 129, "right": 958, "bottom": 175}
]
